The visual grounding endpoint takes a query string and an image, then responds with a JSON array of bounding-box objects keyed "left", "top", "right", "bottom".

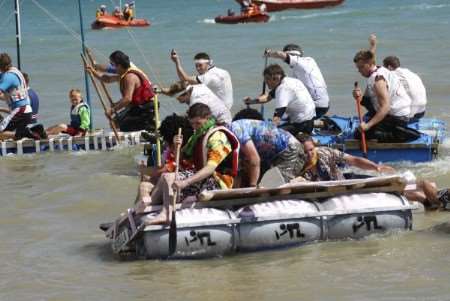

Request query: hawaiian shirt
[
  {"left": 230, "top": 119, "right": 293, "bottom": 163},
  {"left": 302, "top": 147, "right": 346, "bottom": 181}
]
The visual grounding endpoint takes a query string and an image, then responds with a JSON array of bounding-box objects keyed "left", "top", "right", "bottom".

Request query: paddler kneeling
[
  {"left": 87, "top": 50, "right": 156, "bottom": 132},
  {"left": 143, "top": 103, "right": 239, "bottom": 225}
]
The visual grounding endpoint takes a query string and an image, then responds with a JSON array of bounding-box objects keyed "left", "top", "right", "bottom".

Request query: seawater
[{"left": 0, "top": 0, "right": 450, "bottom": 300}]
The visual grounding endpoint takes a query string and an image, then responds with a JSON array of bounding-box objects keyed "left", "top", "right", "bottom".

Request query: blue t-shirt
[
  {"left": 230, "top": 119, "right": 293, "bottom": 163},
  {"left": 0, "top": 72, "right": 21, "bottom": 93}
]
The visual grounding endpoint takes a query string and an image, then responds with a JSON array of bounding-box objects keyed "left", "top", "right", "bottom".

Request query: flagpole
[{"left": 14, "top": 0, "right": 22, "bottom": 69}]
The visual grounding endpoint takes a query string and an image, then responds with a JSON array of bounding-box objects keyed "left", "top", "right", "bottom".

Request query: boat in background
[
  {"left": 236, "top": 0, "right": 345, "bottom": 12},
  {"left": 0, "top": 130, "right": 145, "bottom": 156},
  {"left": 215, "top": 12, "right": 270, "bottom": 24},
  {"left": 91, "top": 15, "right": 150, "bottom": 29},
  {"left": 313, "top": 116, "right": 447, "bottom": 163}
]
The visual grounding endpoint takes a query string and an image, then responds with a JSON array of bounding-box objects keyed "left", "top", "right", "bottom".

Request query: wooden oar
[
  {"left": 168, "top": 128, "right": 182, "bottom": 256},
  {"left": 354, "top": 81, "right": 368, "bottom": 158},
  {"left": 85, "top": 48, "right": 114, "bottom": 107},
  {"left": 81, "top": 53, "right": 121, "bottom": 143}
]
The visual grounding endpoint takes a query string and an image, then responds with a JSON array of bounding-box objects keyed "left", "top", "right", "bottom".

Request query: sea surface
[{"left": 1, "top": 0, "right": 450, "bottom": 300}]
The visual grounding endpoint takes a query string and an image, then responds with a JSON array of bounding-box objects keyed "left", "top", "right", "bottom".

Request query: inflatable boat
[
  {"left": 215, "top": 12, "right": 270, "bottom": 24},
  {"left": 0, "top": 130, "right": 144, "bottom": 157},
  {"left": 103, "top": 175, "right": 416, "bottom": 259},
  {"left": 313, "top": 116, "right": 447, "bottom": 163},
  {"left": 236, "top": 0, "right": 345, "bottom": 12},
  {"left": 91, "top": 16, "right": 150, "bottom": 30}
]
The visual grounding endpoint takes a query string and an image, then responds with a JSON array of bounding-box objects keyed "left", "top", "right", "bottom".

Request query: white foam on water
[{"left": 201, "top": 18, "right": 216, "bottom": 24}]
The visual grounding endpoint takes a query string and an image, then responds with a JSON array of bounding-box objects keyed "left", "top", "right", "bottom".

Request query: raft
[
  {"left": 104, "top": 175, "right": 416, "bottom": 259},
  {"left": 236, "top": 0, "right": 345, "bottom": 12},
  {"left": 313, "top": 116, "right": 447, "bottom": 163},
  {"left": 91, "top": 16, "right": 150, "bottom": 30},
  {"left": 214, "top": 12, "right": 270, "bottom": 24},
  {"left": 0, "top": 130, "right": 144, "bottom": 156}
]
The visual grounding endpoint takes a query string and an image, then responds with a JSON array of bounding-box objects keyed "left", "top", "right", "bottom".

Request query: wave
[
  {"left": 280, "top": 9, "right": 351, "bottom": 20},
  {"left": 391, "top": 3, "right": 450, "bottom": 11}
]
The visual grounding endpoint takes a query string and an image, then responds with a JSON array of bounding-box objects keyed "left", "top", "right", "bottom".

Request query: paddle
[
  {"left": 81, "top": 53, "right": 121, "bottom": 143},
  {"left": 168, "top": 128, "right": 182, "bottom": 256},
  {"left": 85, "top": 48, "right": 115, "bottom": 108},
  {"left": 353, "top": 81, "right": 368, "bottom": 158}
]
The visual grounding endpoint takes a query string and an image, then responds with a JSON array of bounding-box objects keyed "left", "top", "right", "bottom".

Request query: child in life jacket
[{"left": 46, "top": 89, "right": 90, "bottom": 137}]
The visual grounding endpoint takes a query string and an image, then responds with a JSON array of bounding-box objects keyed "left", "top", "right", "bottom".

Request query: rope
[{"left": 0, "top": 0, "right": 22, "bottom": 29}]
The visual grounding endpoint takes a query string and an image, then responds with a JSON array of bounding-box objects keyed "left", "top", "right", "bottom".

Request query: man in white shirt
[
  {"left": 353, "top": 50, "right": 420, "bottom": 143},
  {"left": 383, "top": 56, "right": 427, "bottom": 123},
  {"left": 265, "top": 44, "right": 329, "bottom": 118},
  {"left": 170, "top": 50, "right": 233, "bottom": 110},
  {"left": 161, "top": 81, "right": 232, "bottom": 125},
  {"left": 369, "top": 34, "right": 427, "bottom": 122},
  {"left": 245, "top": 64, "right": 316, "bottom": 136}
]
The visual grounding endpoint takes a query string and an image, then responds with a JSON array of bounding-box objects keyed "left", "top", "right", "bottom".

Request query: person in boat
[
  {"left": 96, "top": 5, "right": 108, "bottom": 18},
  {"left": 265, "top": 44, "right": 330, "bottom": 119},
  {"left": 170, "top": 49, "right": 233, "bottom": 110},
  {"left": 143, "top": 103, "right": 239, "bottom": 224},
  {"left": 227, "top": 9, "right": 235, "bottom": 16},
  {"left": 87, "top": 50, "right": 156, "bottom": 132},
  {"left": 113, "top": 6, "right": 122, "bottom": 18},
  {"left": 46, "top": 89, "right": 90, "bottom": 137},
  {"left": 298, "top": 136, "right": 447, "bottom": 209},
  {"left": 122, "top": 3, "right": 133, "bottom": 22},
  {"left": 159, "top": 81, "right": 232, "bottom": 125},
  {"left": 353, "top": 50, "right": 420, "bottom": 143},
  {"left": 136, "top": 113, "right": 194, "bottom": 212},
  {"left": 22, "top": 72, "right": 39, "bottom": 125},
  {"left": 245, "top": 64, "right": 316, "bottom": 137},
  {"left": 259, "top": 3, "right": 267, "bottom": 13},
  {"left": 230, "top": 108, "right": 306, "bottom": 187},
  {"left": 0, "top": 53, "right": 42, "bottom": 141},
  {"left": 369, "top": 35, "right": 427, "bottom": 123}
]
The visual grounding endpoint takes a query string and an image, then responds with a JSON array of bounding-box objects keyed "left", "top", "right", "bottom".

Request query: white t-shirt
[
  {"left": 189, "top": 84, "right": 232, "bottom": 125},
  {"left": 394, "top": 67, "right": 427, "bottom": 117},
  {"left": 273, "top": 77, "right": 316, "bottom": 123},
  {"left": 287, "top": 54, "right": 329, "bottom": 108},
  {"left": 366, "top": 66, "right": 411, "bottom": 118},
  {"left": 196, "top": 66, "right": 233, "bottom": 110}
]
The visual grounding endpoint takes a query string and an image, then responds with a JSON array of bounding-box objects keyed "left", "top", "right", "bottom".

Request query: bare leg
[
  {"left": 144, "top": 173, "right": 176, "bottom": 225},
  {"left": 46, "top": 123, "right": 68, "bottom": 136},
  {"left": 404, "top": 180, "right": 439, "bottom": 208}
]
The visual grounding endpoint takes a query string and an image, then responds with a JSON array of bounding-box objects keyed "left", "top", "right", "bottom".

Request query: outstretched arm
[
  {"left": 345, "top": 154, "right": 395, "bottom": 173},
  {"left": 170, "top": 49, "right": 197, "bottom": 84},
  {"left": 265, "top": 49, "right": 288, "bottom": 61},
  {"left": 369, "top": 33, "right": 377, "bottom": 55}
]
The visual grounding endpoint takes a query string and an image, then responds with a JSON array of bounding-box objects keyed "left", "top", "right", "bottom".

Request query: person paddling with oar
[
  {"left": 86, "top": 50, "right": 156, "bottom": 132},
  {"left": 142, "top": 103, "right": 239, "bottom": 225}
]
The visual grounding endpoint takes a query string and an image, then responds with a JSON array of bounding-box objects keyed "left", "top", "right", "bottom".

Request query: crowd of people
[{"left": 1, "top": 34, "right": 447, "bottom": 219}]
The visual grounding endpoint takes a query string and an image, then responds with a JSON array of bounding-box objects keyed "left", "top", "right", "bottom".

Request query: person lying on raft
[
  {"left": 158, "top": 80, "right": 232, "bottom": 125},
  {"left": 244, "top": 64, "right": 316, "bottom": 137},
  {"left": 46, "top": 89, "right": 90, "bottom": 137},
  {"left": 230, "top": 108, "right": 306, "bottom": 187},
  {"left": 298, "top": 136, "right": 447, "bottom": 209},
  {"left": 135, "top": 113, "right": 194, "bottom": 212},
  {"left": 142, "top": 103, "right": 239, "bottom": 224}
]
